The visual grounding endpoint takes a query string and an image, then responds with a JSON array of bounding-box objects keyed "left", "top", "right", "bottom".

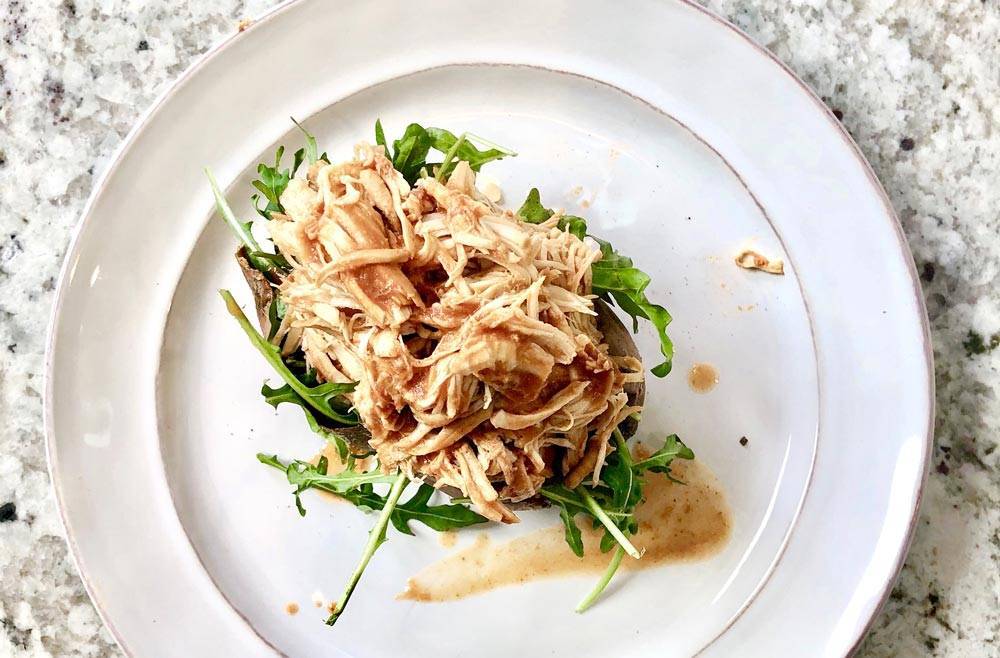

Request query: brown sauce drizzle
[{"left": 398, "top": 459, "right": 731, "bottom": 602}]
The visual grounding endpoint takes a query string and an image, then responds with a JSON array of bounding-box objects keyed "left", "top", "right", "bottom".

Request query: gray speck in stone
[
  {"left": 137, "top": 39, "right": 149, "bottom": 51},
  {"left": 2, "top": 617, "right": 30, "bottom": 650},
  {"left": 0, "top": 502, "right": 17, "bottom": 523}
]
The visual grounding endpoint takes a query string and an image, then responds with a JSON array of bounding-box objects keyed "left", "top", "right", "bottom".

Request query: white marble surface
[{"left": 0, "top": 1, "right": 996, "bottom": 656}]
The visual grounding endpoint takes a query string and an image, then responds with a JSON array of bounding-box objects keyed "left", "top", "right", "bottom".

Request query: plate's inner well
[{"left": 158, "top": 65, "right": 818, "bottom": 658}]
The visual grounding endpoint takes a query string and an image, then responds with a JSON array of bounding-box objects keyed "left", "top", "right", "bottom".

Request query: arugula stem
[
  {"left": 221, "top": 289, "right": 351, "bottom": 424},
  {"left": 576, "top": 487, "right": 641, "bottom": 559},
  {"left": 435, "top": 132, "right": 467, "bottom": 181},
  {"left": 205, "top": 168, "right": 262, "bottom": 253},
  {"left": 464, "top": 132, "right": 518, "bottom": 156},
  {"left": 576, "top": 545, "right": 625, "bottom": 613},
  {"left": 612, "top": 428, "right": 631, "bottom": 461},
  {"left": 327, "top": 472, "right": 409, "bottom": 625}
]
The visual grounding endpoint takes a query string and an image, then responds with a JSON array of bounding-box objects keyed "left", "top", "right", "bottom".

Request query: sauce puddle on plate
[
  {"left": 687, "top": 362, "right": 719, "bottom": 393},
  {"left": 399, "top": 459, "right": 731, "bottom": 602}
]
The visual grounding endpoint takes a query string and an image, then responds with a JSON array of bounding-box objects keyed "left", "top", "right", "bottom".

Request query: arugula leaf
[
  {"left": 250, "top": 141, "right": 310, "bottom": 220},
  {"left": 284, "top": 456, "right": 398, "bottom": 493},
  {"left": 426, "top": 128, "right": 511, "bottom": 179},
  {"left": 328, "top": 472, "right": 409, "bottom": 626},
  {"left": 391, "top": 123, "right": 435, "bottom": 183},
  {"left": 258, "top": 454, "right": 487, "bottom": 531},
  {"left": 590, "top": 241, "right": 675, "bottom": 376},
  {"left": 516, "top": 188, "right": 675, "bottom": 376},
  {"left": 557, "top": 503, "right": 585, "bottom": 558},
  {"left": 256, "top": 453, "right": 396, "bottom": 516},
  {"left": 291, "top": 117, "right": 319, "bottom": 165},
  {"left": 389, "top": 483, "right": 488, "bottom": 535},
  {"left": 377, "top": 121, "right": 514, "bottom": 185},
  {"left": 559, "top": 215, "right": 589, "bottom": 240},
  {"left": 633, "top": 434, "right": 694, "bottom": 474},
  {"left": 517, "top": 188, "right": 553, "bottom": 222},
  {"left": 221, "top": 289, "right": 359, "bottom": 426},
  {"left": 205, "top": 168, "right": 280, "bottom": 274},
  {"left": 261, "top": 382, "right": 354, "bottom": 459}
]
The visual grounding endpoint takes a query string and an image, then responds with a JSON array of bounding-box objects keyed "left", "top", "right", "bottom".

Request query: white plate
[{"left": 45, "top": 1, "right": 933, "bottom": 656}]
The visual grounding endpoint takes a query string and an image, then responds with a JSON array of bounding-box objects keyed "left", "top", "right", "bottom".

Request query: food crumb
[
  {"left": 569, "top": 186, "right": 583, "bottom": 198},
  {"left": 476, "top": 173, "right": 503, "bottom": 203},
  {"left": 311, "top": 591, "right": 325, "bottom": 608},
  {"left": 285, "top": 602, "right": 299, "bottom": 615},
  {"left": 327, "top": 601, "right": 338, "bottom": 613},
  {"left": 439, "top": 531, "right": 458, "bottom": 548},
  {"left": 737, "top": 304, "right": 756, "bottom": 312},
  {"left": 237, "top": 18, "right": 253, "bottom": 32},
  {"left": 739, "top": 436, "right": 749, "bottom": 447},
  {"left": 580, "top": 199, "right": 591, "bottom": 209},
  {"left": 735, "top": 249, "right": 784, "bottom": 275},
  {"left": 687, "top": 363, "right": 719, "bottom": 393}
]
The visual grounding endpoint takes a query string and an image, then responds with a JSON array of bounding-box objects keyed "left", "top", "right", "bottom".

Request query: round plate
[{"left": 45, "top": 1, "right": 932, "bottom": 656}]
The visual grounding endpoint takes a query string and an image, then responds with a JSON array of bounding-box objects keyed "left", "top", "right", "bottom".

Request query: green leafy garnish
[
  {"left": 258, "top": 453, "right": 489, "bottom": 531},
  {"left": 388, "top": 483, "right": 489, "bottom": 534},
  {"left": 328, "top": 472, "right": 409, "bottom": 626},
  {"left": 517, "top": 189, "right": 675, "bottom": 376},
  {"left": 517, "top": 188, "right": 552, "bottom": 222},
  {"left": 251, "top": 145, "right": 299, "bottom": 219},
  {"left": 257, "top": 452, "right": 488, "bottom": 625},
  {"left": 291, "top": 117, "right": 319, "bottom": 165},
  {"left": 205, "top": 167, "right": 279, "bottom": 275},
  {"left": 221, "top": 289, "right": 359, "bottom": 426},
  {"left": 541, "top": 430, "right": 694, "bottom": 611},
  {"left": 261, "top": 382, "right": 357, "bottom": 460},
  {"left": 257, "top": 453, "right": 397, "bottom": 516},
  {"left": 633, "top": 434, "right": 695, "bottom": 474},
  {"left": 591, "top": 239, "right": 675, "bottom": 376},
  {"left": 427, "top": 127, "right": 512, "bottom": 180},
  {"left": 376, "top": 120, "right": 514, "bottom": 184}
]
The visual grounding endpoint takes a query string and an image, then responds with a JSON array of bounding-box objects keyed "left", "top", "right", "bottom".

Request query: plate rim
[{"left": 43, "top": 1, "right": 935, "bottom": 656}]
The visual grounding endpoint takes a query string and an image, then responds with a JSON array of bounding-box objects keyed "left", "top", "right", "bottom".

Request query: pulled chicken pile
[{"left": 267, "top": 144, "right": 638, "bottom": 522}]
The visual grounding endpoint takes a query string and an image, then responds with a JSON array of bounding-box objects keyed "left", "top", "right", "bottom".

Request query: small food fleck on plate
[
  {"left": 687, "top": 363, "right": 719, "bottom": 393},
  {"left": 735, "top": 249, "right": 784, "bottom": 275},
  {"left": 739, "top": 436, "right": 749, "bottom": 447},
  {"left": 285, "top": 602, "right": 299, "bottom": 615},
  {"left": 237, "top": 18, "right": 253, "bottom": 32}
]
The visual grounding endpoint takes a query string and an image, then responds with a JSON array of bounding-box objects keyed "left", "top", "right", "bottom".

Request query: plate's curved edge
[
  {"left": 42, "top": 2, "right": 301, "bottom": 656},
  {"left": 675, "top": 2, "right": 935, "bottom": 655}
]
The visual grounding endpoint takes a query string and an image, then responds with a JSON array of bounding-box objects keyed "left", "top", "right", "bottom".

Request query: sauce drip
[
  {"left": 398, "top": 459, "right": 730, "bottom": 602},
  {"left": 687, "top": 363, "right": 719, "bottom": 393}
]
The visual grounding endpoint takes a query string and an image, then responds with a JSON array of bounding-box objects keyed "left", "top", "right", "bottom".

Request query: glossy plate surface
[{"left": 46, "top": 1, "right": 932, "bottom": 656}]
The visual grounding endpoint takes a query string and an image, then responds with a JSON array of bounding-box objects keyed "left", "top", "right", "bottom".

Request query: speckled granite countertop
[{"left": 0, "top": 1, "right": 997, "bottom": 656}]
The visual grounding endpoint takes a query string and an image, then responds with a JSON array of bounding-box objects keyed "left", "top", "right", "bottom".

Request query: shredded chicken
[{"left": 268, "top": 144, "right": 629, "bottom": 522}]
